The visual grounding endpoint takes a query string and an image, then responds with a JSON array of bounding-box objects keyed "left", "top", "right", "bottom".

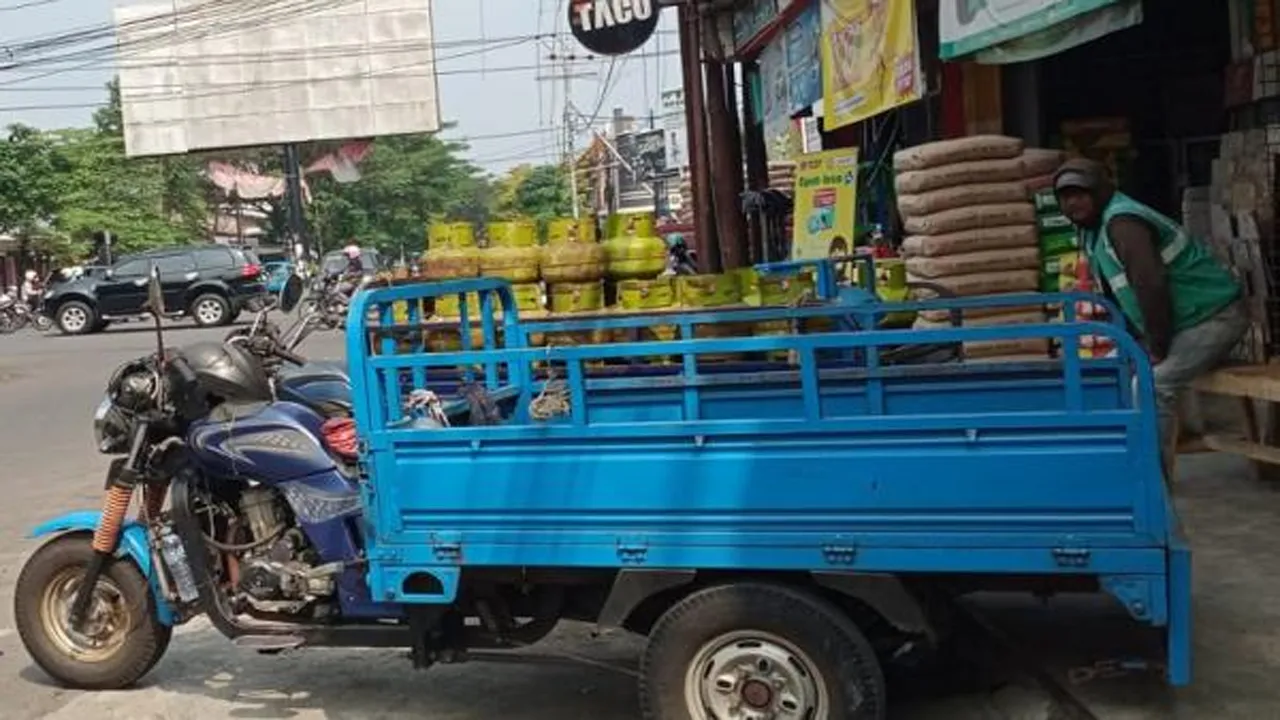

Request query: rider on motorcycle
[
  {"left": 335, "top": 244, "right": 366, "bottom": 300},
  {"left": 19, "top": 270, "right": 43, "bottom": 306}
]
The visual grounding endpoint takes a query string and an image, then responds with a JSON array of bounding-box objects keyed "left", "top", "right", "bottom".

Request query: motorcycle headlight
[{"left": 92, "top": 394, "right": 132, "bottom": 454}]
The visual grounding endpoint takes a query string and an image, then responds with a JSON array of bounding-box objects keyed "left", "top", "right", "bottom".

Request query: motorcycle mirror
[
  {"left": 279, "top": 274, "right": 303, "bottom": 314},
  {"left": 146, "top": 264, "right": 165, "bottom": 316}
]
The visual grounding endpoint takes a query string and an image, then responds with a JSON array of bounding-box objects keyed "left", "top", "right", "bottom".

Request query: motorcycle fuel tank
[
  {"left": 187, "top": 400, "right": 337, "bottom": 483},
  {"left": 275, "top": 361, "right": 351, "bottom": 417}
]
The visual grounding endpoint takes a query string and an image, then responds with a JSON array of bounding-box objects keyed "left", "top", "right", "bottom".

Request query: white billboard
[{"left": 114, "top": 0, "right": 441, "bottom": 157}]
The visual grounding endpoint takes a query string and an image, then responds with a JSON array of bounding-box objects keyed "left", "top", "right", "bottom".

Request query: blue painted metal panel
[{"left": 344, "top": 274, "right": 1186, "bottom": 680}]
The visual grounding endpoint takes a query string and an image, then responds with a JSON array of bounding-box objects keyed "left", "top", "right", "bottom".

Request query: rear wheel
[
  {"left": 55, "top": 301, "right": 96, "bottom": 335},
  {"left": 14, "top": 534, "right": 172, "bottom": 690},
  {"left": 190, "top": 293, "right": 231, "bottom": 327},
  {"left": 32, "top": 313, "right": 54, "bottom": 332},
  {"left": 640, "top": 583, "right": 886, "bottom": 720}
]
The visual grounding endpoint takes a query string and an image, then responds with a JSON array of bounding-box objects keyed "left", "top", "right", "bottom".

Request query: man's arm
[{"left": 1107, "top": 215, "right": 1174, "bottom": 361}]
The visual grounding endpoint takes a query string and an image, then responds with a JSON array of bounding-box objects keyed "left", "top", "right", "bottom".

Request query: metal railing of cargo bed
[{"left": 345, "top": 277, "right": 1147, "bottom": 421}]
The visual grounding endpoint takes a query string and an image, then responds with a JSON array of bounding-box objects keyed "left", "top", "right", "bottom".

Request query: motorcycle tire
[
  {"left": 14, "top": 534, "right": 172, "bottom": 690},
  {"left": 33, "top": 314, "right": 53, "bottom": 332},
  {"left": 0, "top": 312, "right": 17, "bottom": 334}
]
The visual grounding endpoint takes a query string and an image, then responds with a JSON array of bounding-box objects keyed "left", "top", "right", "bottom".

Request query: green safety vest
[{"left": 1081, "top": 192, "right": 1240, "bottom": 335}]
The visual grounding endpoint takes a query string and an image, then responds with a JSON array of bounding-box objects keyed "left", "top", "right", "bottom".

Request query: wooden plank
[
  {"left": 1191, "top": 363, "right": 1280, "bottom": 402},
  {"left": 1200, "top": 434, "right": 1280, "bottom": 467}
]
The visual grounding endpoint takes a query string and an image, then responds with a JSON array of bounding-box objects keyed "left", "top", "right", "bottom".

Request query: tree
[
  {"left": 488, "top": 163, "right": 573, "bottom": 238},
  {"left": 0, "top": 124, "right": 63, "bottom": 238},
  {"left": 305, "top": 134, "right": 491, "bottom": 256}
]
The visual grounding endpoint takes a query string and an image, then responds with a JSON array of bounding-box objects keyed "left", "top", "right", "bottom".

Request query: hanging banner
[
  {"left": 784, "top": 2, "right": 823, "bottom": 114},
  {"left": 970, "top": 0, "right": 1141, "bottom": 64},
  {"left": 790, "top": 147, "right": 860, "bottom": 263},
  {"left": 760, "top": 37, "right": 799, "bottom": 162},
  {"left": 820, "top": 0, "right": 923, "bottom": 131},
  {"left": 939, "top": 0, "right": 1120, "bottom": 60}
]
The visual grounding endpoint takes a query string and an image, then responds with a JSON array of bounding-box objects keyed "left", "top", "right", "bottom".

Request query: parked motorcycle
[
  {"left": 0, "top": 291, "right": 54, "bottom": 334},
  {"left": 13, "top": 266, "right": 389, "bottom": 690},
  {"left": 298, "top": 270, "right": 371, "bottom": 330}
]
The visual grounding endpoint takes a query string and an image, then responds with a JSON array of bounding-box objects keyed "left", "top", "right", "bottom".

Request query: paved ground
[{"left": 0, "top": 318, "right": 1274, "bottom": 718}]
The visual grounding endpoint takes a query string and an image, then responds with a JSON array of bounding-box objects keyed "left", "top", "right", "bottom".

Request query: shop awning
[{"left": 940, "top": 0, "right": 1142, "bottom": 63}]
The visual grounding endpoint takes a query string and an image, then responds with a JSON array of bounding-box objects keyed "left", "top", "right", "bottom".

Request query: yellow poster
[
  {"left": 790, "top": 147, "right": 859, "bottom": 268},
  {"left": 821, "top": 0, "right": 923, "bottom": 131}
]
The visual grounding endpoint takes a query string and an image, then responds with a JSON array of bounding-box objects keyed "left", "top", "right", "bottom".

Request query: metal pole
[
  {"left": 678, "top": 1, "right": 714, "bottom": 272},
  {"left": 281, "top": 143, "right": 309, "bottom": 256}
]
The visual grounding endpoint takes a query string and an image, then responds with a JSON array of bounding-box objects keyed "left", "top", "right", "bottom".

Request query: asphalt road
[{"left": 0, "top": 318, "right": 1048, "bottom": 719}]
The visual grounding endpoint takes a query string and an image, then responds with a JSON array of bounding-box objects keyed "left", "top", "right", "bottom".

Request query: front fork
[{"left": 68, "top": 421, "right": 167, "bottom": 630}]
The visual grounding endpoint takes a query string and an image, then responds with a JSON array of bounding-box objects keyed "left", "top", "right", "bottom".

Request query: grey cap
[{"left": 1054, "top": 169, "right": 1092, "bottom": 192}]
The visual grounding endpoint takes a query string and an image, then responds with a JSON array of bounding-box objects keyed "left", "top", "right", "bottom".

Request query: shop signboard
[
  {"left": 790, "top": 147, "right": 860, "bottom": 265},
  {"left": 939, "top": 0, "right": 1121, "bottom": 60},
  {"left": 734, "top": 0, "right": 779, "bottom": 50},
  {"left": 784, "top": 1, "right": 822, "bottom": 114},
  {"left": 970, "top": 0, "right": 1141, "bottom": 64},
  {"left": 569, "top": 0, "right": 660, "bottom": 56},
  {"left": 820, "top": 0, "right": 923, "bottom": 131}
]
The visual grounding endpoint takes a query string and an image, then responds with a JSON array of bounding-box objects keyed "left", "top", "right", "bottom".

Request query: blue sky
[{"left": 0, "top": 0, "right": 683, "bottom": 172}]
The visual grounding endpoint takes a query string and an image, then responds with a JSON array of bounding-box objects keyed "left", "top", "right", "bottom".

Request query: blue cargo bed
[{"left": 345, "top": 277, "right": 1191, "bottom": 686}]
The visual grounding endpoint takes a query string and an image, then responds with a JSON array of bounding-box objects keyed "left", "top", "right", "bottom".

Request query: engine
[{"left": 233, "top": 488, "right": 341, "bottom": 616}]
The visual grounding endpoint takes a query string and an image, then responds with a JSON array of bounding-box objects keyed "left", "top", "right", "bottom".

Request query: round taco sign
[{"left": 569, "top": 0, "right": 660, "bottom": 56}]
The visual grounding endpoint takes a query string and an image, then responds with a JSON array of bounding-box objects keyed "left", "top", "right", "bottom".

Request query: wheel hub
[
  {"left": 686, "top": 631, "right": 825, "bottom": 719},
  {"left": 43, "top": 571, "right": 131, "bottom": 661}
]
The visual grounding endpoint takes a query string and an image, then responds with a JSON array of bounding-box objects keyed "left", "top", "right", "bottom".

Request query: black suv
[{"left": 43, "top": 245, "right": 269, "bottom": 335}]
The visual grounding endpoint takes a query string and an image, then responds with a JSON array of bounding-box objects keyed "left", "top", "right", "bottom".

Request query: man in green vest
[{"left": 1052, "top": 158, "right": 1247, "bottom": 476}]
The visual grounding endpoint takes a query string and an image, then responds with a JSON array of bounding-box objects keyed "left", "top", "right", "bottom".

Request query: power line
[{"left": 0, "top": 51, "right": 679, "bottom": 113}]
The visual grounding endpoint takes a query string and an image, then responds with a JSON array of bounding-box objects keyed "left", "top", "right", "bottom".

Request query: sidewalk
[{"left": 976, "top": 452, "right": 1280, "bottom": 719}]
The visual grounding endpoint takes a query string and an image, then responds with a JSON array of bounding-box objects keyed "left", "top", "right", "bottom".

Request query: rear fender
[{"left": 30, "top": 511, "right": 177, "bottom": 626}]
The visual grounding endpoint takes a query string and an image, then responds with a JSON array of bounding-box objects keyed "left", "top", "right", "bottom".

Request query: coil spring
[{"left": 91, "top": 485, "right": 134, "bottom": 553}]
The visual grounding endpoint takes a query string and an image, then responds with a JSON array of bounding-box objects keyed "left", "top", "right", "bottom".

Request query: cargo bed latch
[
  {"left": 616, "top": 537, "right": 649, "bottom": 564},
  {"left": 1052, "top": 547, "right": 1091, "bottom": 568},
  {"left": 822, "top": 543, "right": 858, "bottom": 566}
]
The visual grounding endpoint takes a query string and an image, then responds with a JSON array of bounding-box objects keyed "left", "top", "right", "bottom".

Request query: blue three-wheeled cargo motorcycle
[{"left": 13, "top": 260, "right": 1191, "bottom": 719}]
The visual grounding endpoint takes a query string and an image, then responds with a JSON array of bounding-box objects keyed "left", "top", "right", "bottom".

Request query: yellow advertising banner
[
  {"left": 790, "top": 147, "right": 860, "bottom": 267},
  {"left": 820, "top": 0, "right": 923, "bottom": 131}
]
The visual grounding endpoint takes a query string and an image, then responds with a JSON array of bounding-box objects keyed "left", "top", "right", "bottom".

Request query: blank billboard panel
[{"left": 115, "top": 0, "right": 441, "bottom": 157}]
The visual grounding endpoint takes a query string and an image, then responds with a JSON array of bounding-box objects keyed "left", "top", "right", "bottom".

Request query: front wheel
[
  {"left": 0, "top": 310, "right": 17, "bottom": 334},
  {"left": 640, "top": 583, "right": 887, "bottom": 720},
  {"left": 32, "top": 313, "right": 54, "bottom": 332},
  {"left": 190, "top": 293, "right": 232, "bottom": 327},
  {"left": 14, "top": 534, "right": 172, "bottom": 690}
]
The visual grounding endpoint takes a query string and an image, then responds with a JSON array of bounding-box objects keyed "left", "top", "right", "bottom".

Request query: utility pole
[
  {"left": 539, "top": 35, "right": 593, "bottom": 219},
  {"left": 281, "top": 143, "right": 309, "bottom": 258}
]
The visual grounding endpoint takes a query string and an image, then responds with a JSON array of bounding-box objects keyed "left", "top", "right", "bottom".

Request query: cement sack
[
  {"left": 897, "top": 181, "right": 1030, "bottom": 218},
  {"left": 909, "top": 269, "right": 1040, "bottom": 298},
  {"left": 1025, "top": 173, "right": 1055, "bottom": 192},
  {"left": 902, "top": 202, "right": 1037, "bottom": 236},
  {"left": 964, "top": 351, "right": 1053, "bottom": 363},
  {"left": 1021, "top": 148, "right": 1066, "bottom": 177},
  {"left": 895, "top": 157, "right": 1028, "bottom": 195},
  {"left": 917, "top": 297, "right": 1045, "bottom": 324},
  {"left": 912, "top": 309, "right": 1046, "bottom": 330},
  {"left": 963, "top": 338, "right": 1051, "bottom": 359},
  {"left": 905, "top": 246, "right": 1041, "bottom": 280},
  {"left": 901, "top": 225, "right": 1038, "bottom": 258},
  {"left": 893, "top": 135, "right": 1024, "bottom": 172}
]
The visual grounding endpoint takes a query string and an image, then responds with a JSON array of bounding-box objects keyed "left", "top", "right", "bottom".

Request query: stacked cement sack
[{"left": 894, "top": 136, "right": 1049, "bottom": 362}]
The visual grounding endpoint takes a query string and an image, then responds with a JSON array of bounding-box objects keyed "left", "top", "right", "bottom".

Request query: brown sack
[
  {"left": 893, "top": 135, "right": 1025, "bottom": 172},
  {"left": 1021, "top": 148, "right": 1066, "bottom": 177},
  {"left": 902, "top": 202, "right": 1037, "bottom": 236},
  {"left": 901, "top": 225, "right": 1038, "bottom": 258},
  {"left": 897, "top": 181, "right": 1030, "bottom": 218},
  {"left": 895, "top": 157, "right": 1028, "bottom": 194},
  {"left": 905, "top": 246, "right": 1042, "bottom": 279},
  {"left": 909, "top": 269, "right": 1040, "bottom": 298},
  {"left": 963, "top": 338, "right": 1051, "bottom": 359},
  {"left": 918, "top": 298, "right": 1047, "bottom": 323},
  {"left": 912, "top": 309, "right": 1046, "bottom": 329}
]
